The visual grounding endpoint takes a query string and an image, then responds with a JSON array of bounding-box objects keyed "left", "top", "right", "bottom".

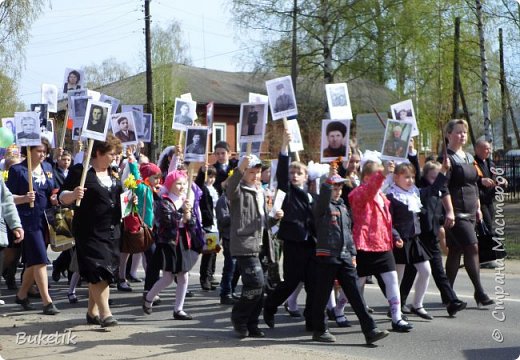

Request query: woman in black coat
[{"left": 60, "top": 135, "right": 123, "bottom": 327}]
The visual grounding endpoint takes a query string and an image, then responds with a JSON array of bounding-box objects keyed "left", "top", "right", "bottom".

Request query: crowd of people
[{"left": 0, "top": 118, "right": 497, "bottom": 345}]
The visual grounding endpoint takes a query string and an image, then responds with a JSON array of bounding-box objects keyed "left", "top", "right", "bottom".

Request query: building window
[{"left": 212, "top": 123, "right": 226, "bottom": 150}]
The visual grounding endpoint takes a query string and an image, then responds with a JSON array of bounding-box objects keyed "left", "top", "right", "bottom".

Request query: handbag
[
  {"left": 120, "top": 188, "right": 154, "bottom": 254},
  {"left": 44, "top": 206, "right": 75, "bottom": 252},
  {"left": 476, "top": 221, "right": 506, "bottom": 263}
]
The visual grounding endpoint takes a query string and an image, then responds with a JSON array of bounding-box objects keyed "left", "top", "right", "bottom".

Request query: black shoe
[
  {"left": 312, "top": 330, "right": 336, "bottom": 343},
  {"left": 232, "top": 322, "right": 249, "bottom": 339},
  {"left": 220, "top": 296, "right": 237, "bottom": 305},
  {"left": 86, "top": 313, "right": 101, "bottom": 325},
  {"left": 410, "top": 306, "right": 434, "bottom": 320},
  {"left": 326, "top": 308, "right": 335, "bottom": 320},
  {"left": 284, "top": 303, "right": 302, "bottom": 317},
  {"left": 128, "top": 275, "right": 142, "bottom": 283},
  {"left": 200, "top": 281, "right": 212, "bottom": 291},
  {"left": 447, "top": 300, "right": 467, "bottom": 317},
  {"left": 392, "top": 320, "right": 413, "bottom": 332},
  {"left": 117, "top": 281, "right": 132, "bottom": 292},
  {"left": 68, "top": 293, "right": 78, "bottom": 304},
  {"left": 475, "top": 293, "right": 495, "bottom": 308},
  {"left": 185, "top": 290, "right": 194, "bottom": 298},
  {"left": 366, "top": 306, "right": 374, "bottom": 313},
  {"left": 365, "top": 328, "right": 389, "bottom": 345},
  {"left": 100, "top": 316, "right": 118, "bottom": 328},
  {"left": 335, "top": 315, "right": 351, "bottom": 327},
  {"left": 15, "top": 296, "right": 34, "bottom": 311},
  {"left": 248, "top": 327, "right": 265, "bottom": 338},
  {"left": 263, "top": 308, "right": 275, "bottom": 328},
  {"left": 173, "top": 311, "right": 192, "bottom": 320},
  {"left": 42, "top": 302, "right": 60, "bottom": 315},
  {"left": 52, "top": 265, "right": 61, "bottom": 282}
]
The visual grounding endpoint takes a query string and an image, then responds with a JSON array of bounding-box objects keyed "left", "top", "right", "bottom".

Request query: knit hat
[
  {"left": 140, "top": 162, "right": 161, "bottom": 180},
  {"left": 163, "top": 169, "right": 187, "bottom": 191}
]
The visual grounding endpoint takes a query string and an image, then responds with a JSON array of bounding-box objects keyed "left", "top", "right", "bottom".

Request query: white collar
[{"left": 385, "top": 184, "right": 422, "bottom": 213}]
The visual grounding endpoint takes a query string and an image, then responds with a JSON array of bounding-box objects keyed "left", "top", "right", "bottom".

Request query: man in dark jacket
[{"left": 263, "top": 130, "right": 317, "bottom": 330}]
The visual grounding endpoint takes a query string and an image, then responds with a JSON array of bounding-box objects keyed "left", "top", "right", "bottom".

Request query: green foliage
[{"left": 81, "top": 57, "right": 132, "bottom": 89}]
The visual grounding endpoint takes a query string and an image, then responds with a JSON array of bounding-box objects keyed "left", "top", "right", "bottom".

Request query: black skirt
[
  {"left": 446, "top": 218, "right": 478, "bottom": 248},
  {"left": 154, "top": 230, "right": 198, "bottom": 273},
  {"left": 356, "top": 250, "right": 396, "bottom": 277},
  {"left": 393, "top": 235, "right": 431, "bottom": 265}
]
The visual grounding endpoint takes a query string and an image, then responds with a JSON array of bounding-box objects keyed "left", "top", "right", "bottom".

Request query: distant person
[
  {"left": 323, "top": 121, "right": 347, "bottom": 158},
  {"left": 114, "top": 117, "right": 136, "bottom": 143},
  {"left": 63, "top": 70, "right": 81, "bottom": 93},
  {"left": 274, "top": 83, "right": 295, "bottom": 113},
  {"left": 185, "top": 133, "right": 205, "bottom": 155},
  {"left": 86, "top": 105, "right": 106, "bottom": 133},
  {"left": 246, "top": 106, "right": 259, "bottom": 135},
  {"left": 174, "top": 103, "right": 193, "bottom": 126},
  {"left": 17, "top": 117, "right": 40, "bottom": 140}
]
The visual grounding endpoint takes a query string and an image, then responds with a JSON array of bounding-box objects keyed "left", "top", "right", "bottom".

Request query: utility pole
[
  {"left": 291, "top": 0, "right": 298, "bottom": 96},
  {"left": 144, "top": 0, "right": 155, "bottom": 160}
]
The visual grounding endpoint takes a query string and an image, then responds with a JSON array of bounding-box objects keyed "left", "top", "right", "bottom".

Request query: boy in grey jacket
[
  {"left": 311, "top": 167, "right": 389, "bottom": 345},
  {"left": 226, "top": 154, "right": 283, "bottom": 338},
  {"left": 0, "top": 178, "right": 24, "bottom": 305}
]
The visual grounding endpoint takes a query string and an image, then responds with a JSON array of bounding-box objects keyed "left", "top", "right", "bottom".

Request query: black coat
[
  {"left": 276, "top": 153, "right": 317, "bottom": 243},
  {"left": 211, "top": 159, "right": 238, "bottom": 196},
  {"left": 475, "top": 156, "right": 496, "bottom": 205}
]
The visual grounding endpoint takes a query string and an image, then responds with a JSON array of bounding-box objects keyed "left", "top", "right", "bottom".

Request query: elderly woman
[
  {"left": 59, "top": 134, "right": 123, "bottom": 327},
  {"left": 6, "top": 138, "right": 60, "bottom": 315},
  {"left": 442, "top": 119, "right": 494, "bottom": 307}
]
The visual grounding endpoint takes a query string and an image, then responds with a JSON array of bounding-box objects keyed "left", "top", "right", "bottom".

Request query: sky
[{"left": 19, "top": 0, "right": 244, "bottom": 107}]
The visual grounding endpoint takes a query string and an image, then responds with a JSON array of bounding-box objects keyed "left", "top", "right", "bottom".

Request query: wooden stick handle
[
  {"left": 59, "top": 108, "right": 69, "bottom": 149},
  {"left": 186, "top": 163, "right": 194, "bottom": 203},
  {"left": 26, "top": 148, "right": 34, "bottom": 208},
  {"left": 76, "top": 139, "right": 94, "bottom": 207},
  {"left": 204, "top": 131, "right": 210, "bottom": 182},
  {"left": 246, "top": 142, "right": 252, "bottom": 156}
]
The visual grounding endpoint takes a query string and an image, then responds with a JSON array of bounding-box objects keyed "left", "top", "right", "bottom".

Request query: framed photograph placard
[
  {"left": 206, "top": 102, "right": 214, "bottom": 134},
  {"left": 266, "top": 76, "right": 298, "bottom": 121},
  {"left": 320, "top": 119, "right": 350, "bottom": 163},
  {"left": 184, "top": 126, "right": 208, "bottom": 163},
  {"left": 326, "top": 83, "right": 353, "bottom": 120},
  {"left": 99, "top": 94, "right": 121, "bottom": 115},
  {"left": 140, "top": 113, "right": 153, "bottom": 143},
  {"left": 81, "top": 100, "right": 112, "bottom": 141},
  {"left": 286, "top": 119, "right": 304, "bottom": 152},
  {"left": 111, "top": 112, "right": 138, "bottom": 146},
  {"left": 41, "top": 84, "right": 58, "bottom": 113},
  {"left": 238, "top": 102, "right": 268, "bottom": 143},
  {"left": 2, "top": 117, "right": 16, "bottom": 136},
  {"left": 62, "top": 68, "right": 85, "bottom": 94},
  {"left": 390, "top": 99, "right": 419, "bottom": 137},
  {"left": 172, "top": 98, "right": 197, "bottom": 131},
  {"left": 381, "top": 119, "right": 413, "bottom": 161},
  {"left": 122, "top": 105, "right": 144, "bottom": 136},
  {"left": 14, "top": 112, "right": 41, "bottom": 147}
]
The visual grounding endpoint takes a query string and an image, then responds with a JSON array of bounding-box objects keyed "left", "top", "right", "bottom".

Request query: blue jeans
[
  {"left": 220, "top": 238, "right": 236, "bottom": 297},
  {"left": 231, "top": 255, "right": 264, "bottom": 329}
]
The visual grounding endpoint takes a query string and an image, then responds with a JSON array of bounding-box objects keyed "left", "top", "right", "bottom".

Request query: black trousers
[
  {"left": 264, "top": 240, "right": 315, "bottom": 323},
  {"left": 481, "top": 202, "right": 494, "bottom": 233},
  {"left": 401, "top": 232, "right": 458, "bottom": 305},
  {"left": 311, "top": 258, "right": 376, "bottom": 335},
  {"left": 53, "top": 249, "right": 72, "bottom": 273},
  {"left": 143, "top": 243, "right": 160, "bottom": 292},
  {"left": 199, "top": 252, "right": 216, "bottom": 284},
  {"left": 231, "top": 256, "right": 264, "bottom": 329}
]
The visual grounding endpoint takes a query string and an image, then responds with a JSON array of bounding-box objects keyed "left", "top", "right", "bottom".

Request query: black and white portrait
[
  {"left": 139, "top": 113, "right": 152, "bottom": 143},
  {"left": 266, "top": 76, "right": 298, "bottom": 121},
  {"left": 111, "top": 112, "right": 137, "bottom": 145},
  {"left": 42, "top": 119, "right": 55, "bottom": 147},
  {"left": 172, "top": 98, "right": 197, "bottom": 131},
  {"left": 122, "top": 105, "right": 144, "bottom": 136},
  {"left": 320, "top": 119, "right": 350, "bottom": 163},
  {"left": 326, "top": 83, "right": 353, "bottom": 120},
  {"left": 381, "top": 119, "right": 413, "bottom": 161},
  {"left": 41, "top": 84, "right": 58, "bottom": 113},
  {"left": 30, "top": 103, "right": 48, "bottom": 131},
  {"left": 82, "top": 100, "right": 112, "bottom": 141},
  {"left": 2, "top": 117, "right": 16, "bottom": 136},
  {"left": 71, "top": 95, "right": 90, "bottom": 119},
  {"left": 62, "top": 68, "right": 84, "bottom": 94},
  {"left": 390, "top": 99, "right": 419, "bottom": 137},
  {"left": 15, "top": 112, "right": 41, "bottom": 147},
  {"left": 239, "top": 102, "right": 268, "bottom": 143},
  {"left": 286, "top": 119, "right": 304, "bottom": 152},
  {"left": 100, "top": 94, "right": 121, "bottom": 115},
  {"left": 184, "top": 127, "right": 208, "bottom": 162}
]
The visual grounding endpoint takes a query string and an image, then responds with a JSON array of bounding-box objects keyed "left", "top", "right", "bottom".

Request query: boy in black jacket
[{"left": 311, "top": 166, "right": 389, "bottom": 345}]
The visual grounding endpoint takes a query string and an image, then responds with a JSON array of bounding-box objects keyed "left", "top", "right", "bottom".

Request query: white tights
[
  {"left": 146, "top": 271, "right": 189, "bottom": 312},
  {"left": 396, "top": 261, "right": 431, "bottom": 309},
  {"left": 360, "top": 270, "right": 405, "bottom": 323}
]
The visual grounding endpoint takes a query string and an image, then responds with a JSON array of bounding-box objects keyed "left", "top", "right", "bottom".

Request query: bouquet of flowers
[{"left": 123, "top": 174, "right": 142, "bottom": 232}]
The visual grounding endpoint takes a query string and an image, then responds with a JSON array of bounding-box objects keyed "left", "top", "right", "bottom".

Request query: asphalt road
[{"left": 0, "top": 253, "right": 519, "bottom": 360}]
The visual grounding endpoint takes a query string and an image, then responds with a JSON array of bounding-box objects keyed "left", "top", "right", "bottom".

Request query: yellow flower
[
  {"left": 46, "top": 171, "right": 53, "bottom": 179},
  {"left": 124, "top": 174, "right": 137, "bottom": 190},
  {"left": 1, "top": 170, "right": 8, "bottom": 182}
]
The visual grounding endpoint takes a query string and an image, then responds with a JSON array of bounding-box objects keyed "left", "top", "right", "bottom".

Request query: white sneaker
[{"left": 0, "top": 299, "right": 5, "bottom": 305}]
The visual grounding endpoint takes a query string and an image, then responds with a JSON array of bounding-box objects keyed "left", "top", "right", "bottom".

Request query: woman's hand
[
  {"left": 25, "top": 191, "right": 36, "bottom": 204},
  {"left": 12, "top": 228, "right": 24, "bottom": 243},
  {"left": 395, "top": 239, "right": 404, "bottom": 248},
  {"left": 444, "top": 210, "right": 455, "bottom": 229}
]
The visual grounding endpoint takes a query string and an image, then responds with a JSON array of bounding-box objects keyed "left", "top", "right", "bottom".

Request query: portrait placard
[
  {"left": 41, "top": 84, "right": 58, "bottom": 113},
  {"left": 355, "top": 113, "right": 387, "bottom": 153},
  {"left": 239, "top": 141, "right": 262, "bottom": 156},
  {"left": 184, "top": 126, "right": 208, "bottom": 163},
  {"left": 42, "top": 119, "right": 55, "bottom": 147},
  {"left": 239, "top": 102, "right": 268, "bottom": 143},
  {"left": 122, "top": 105, "right": 144, "bottom": 136},
  {"left": 172, "top": 98, "right": 197, "bottom": 131},
  {"left": 269, "top": 159, "right": 278, "bottom": 191},
  {"left": 70, "top": 95, "right": 91, "bottom": 120},
  {"left": 286, "top": 119, "right": 304, "bottom": 152},
  {"left": 381, "top": 119, "right": 413, "bottom": 161},
  {"left": 140, "top": 113, "right": 153, "bottom": 143},
  {"left": 72, "top": 117, "right": 84, "bottom": 141},
  {"left": 99, "top": 94, "right": 121, "bottom": 115},
  {"left": 62, "top": 68, "right": 85, "bottom": 94},
  {"left": 111, "top": 112, "right": 138, "bottom": 146},
  {"left": 266, "top": 76, "right": 298, "bottom": 121},
  {"left": 30, "top": 103, "right": 48, "bottom": 130},
  {"left": 81, "top": 100, "right": 112, "bottom": 141},
  {"left": 2, "top": 117, "right": 16, "bottom": 137},
  {"left": 206, "top": 102, "right": 214, "bottom": 134},
  {"left": 14, "top": 112, "right": 41, "bottom": 147},
  {"left": 320, "top": 119, "right": 350, "bottom": 163},
  {"left": 326, "top": 83, "right": 353, "bottom": 120},
  {"left": 390, "top": 99, "right": 419, "bottom": 137}
]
